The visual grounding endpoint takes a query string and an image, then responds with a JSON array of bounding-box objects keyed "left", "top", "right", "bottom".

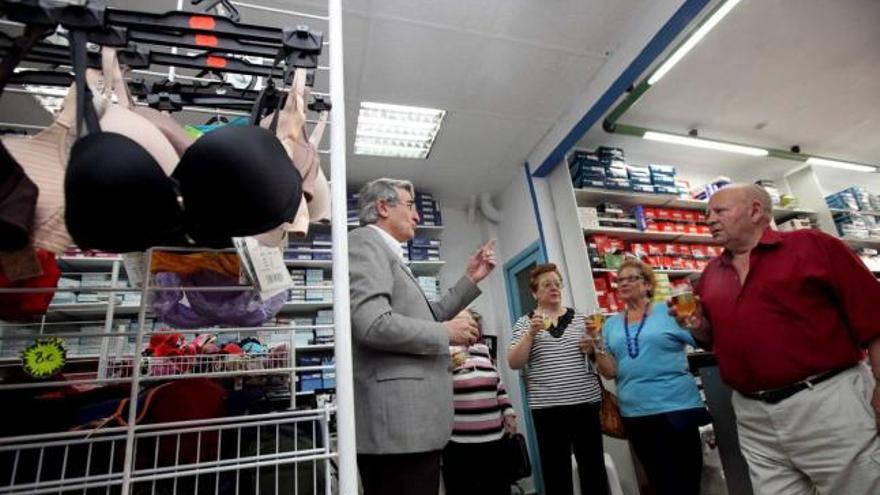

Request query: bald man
[{"left": 672, "top": 184, "right": 880, "bottom": 495}]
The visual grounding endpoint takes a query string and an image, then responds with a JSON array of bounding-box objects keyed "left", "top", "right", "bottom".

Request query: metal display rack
[{"left": 0, "top": 0, "right": 356, "bottom": 493}]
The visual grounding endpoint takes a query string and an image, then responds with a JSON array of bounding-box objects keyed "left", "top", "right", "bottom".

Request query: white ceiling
[
  {"left": 578, "top": 0, "right": 880, "bottom": 192},
  {"left": 1, "top": 0, "right": 656, "bottom": 204}
]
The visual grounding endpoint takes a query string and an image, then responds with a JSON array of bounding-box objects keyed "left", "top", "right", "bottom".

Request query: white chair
[{"left": 572, "top": 453, "right": 624, "bottom": 495}]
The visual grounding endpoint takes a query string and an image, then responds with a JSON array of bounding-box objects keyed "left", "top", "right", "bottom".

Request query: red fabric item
[
  {"left": 140, "top": 378, "right": 227, "bottom": 465},
  {"left": 696, "top": 228, "right": 880, "bottom": 392},
  {"left": 0, "top": 249, "right": 60, "bottom": 320}
]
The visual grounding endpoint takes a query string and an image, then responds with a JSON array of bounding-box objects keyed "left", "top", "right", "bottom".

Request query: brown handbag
[{"left": 599, "top": 380, "right": 626, "bottom": 439}]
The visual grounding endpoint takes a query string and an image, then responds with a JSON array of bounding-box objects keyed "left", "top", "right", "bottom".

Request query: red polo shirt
[{"left": 696, "top": 228, "right": 880, "bottom": 392}]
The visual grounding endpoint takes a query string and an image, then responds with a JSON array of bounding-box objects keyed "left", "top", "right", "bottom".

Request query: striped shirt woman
[
  {"left": 507, "top": 263, "right": 608, "bottom": 495},
  {"left": 450, "top": 343, "right": 515, "bottom": 443}
]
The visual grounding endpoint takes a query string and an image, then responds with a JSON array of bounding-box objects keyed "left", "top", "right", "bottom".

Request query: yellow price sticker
[{"left": 21, "top": 337, "right": 66, "bottom": 379}]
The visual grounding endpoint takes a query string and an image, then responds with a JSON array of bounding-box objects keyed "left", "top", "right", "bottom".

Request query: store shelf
[
  {"left": 285, "top": 259, "right": 333, "bottom": 268},
  {"left": 583, "top": 227, "right": 714, "bottom": 244},
  {"left": 409, "top": 260, "right": 445, "bottom": 275},
  {"left": 56, "top": 255, "right": 122, "bottom": 271},
  {"left": 46, "top": 302, "right": 142, "bottom": 318},
  {"left": 574, "top": 187, "right": 816, "bottom": 224},
  {"left": 298, "top": 343, "right": 334, "bottom": 351},
  {"left": 593, "top": 268, "right": 700, "bottom": 277},
  {"left": 346, "top": 222, "right": 444, "bottom": 235},
  {"left": 829, "top": 208, "right": 880, "bottom": 216},
  {"left": 281, "top": 301, "right": 334, "bottom": 313},
  {"left": 841, "top": 237, "right": 880, "bottom": 249}
]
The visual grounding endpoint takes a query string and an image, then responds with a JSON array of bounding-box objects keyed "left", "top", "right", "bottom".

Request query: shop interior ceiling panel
[{"left": 580, "top": 0, "right": 880, "bottom": 185}]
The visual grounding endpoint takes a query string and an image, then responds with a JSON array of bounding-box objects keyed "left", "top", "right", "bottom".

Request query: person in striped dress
[
  {"left": 442, "top": 309, "right": 518, "bottom": 495},
  {"left": 508, "top": 263, "right": 608, "bottom": 495}
]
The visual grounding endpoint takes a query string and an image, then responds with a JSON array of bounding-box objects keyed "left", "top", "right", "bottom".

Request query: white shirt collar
[{"left": 368, "top": 224, "right": 406, "bottom": 263}]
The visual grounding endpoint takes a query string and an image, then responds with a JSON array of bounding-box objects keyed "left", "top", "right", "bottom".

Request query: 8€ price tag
[{"left": 22, "top": 337, "right": 66, "bottom": 379}]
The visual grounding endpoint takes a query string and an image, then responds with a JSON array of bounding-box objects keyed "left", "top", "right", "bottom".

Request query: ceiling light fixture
[
  {"left": 647, "top": 0, "right": 743, "bottom": 85},
  {"left": 354, "top": 102, "right": 446, "bottom": 159},
  {"left": 805, "top": 157, "right": 876, "bottom": 173},
  {"left": 643, "top": 131, "right": 769, "bottom": 156}
]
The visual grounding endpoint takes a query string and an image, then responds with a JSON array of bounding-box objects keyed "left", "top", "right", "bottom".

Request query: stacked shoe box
[
  {"left": 288, "top": 269, "right": 307, "bottom": 302},
  {"left": 649, "top": 164, "right": 678, "bottom": 195},
  {"left": 322, "top": 356, "right": 336, "bottom": 389},
  {"left": 293, "top": 316, "right": 315, "bottom": 347},
  {"left": 305, "top": 269, "right": 331, "bottom": 302},
  {"left": 347, "top": 193, "right": 360, "bottom": 226},
  {"left": 285, "top": 233, "right": 332, "bottom": 261},
  {"left": 314, "top": 309, "right": 334, "bottom": 344},
  {"left": 626, "top": 164, "right": 654, "bottom": 194},
  {"left": 568, "top": 150, "right": 606, "bottom": 188},
  {"left": 418, "top": 276, "right": 440, "bottom": 301},
  {"left": 416, "top": 192, "right": 442, "bottom": 226},
  {"left": 598, "top": 147, "right": 631, "bottom": 191},
  {"left": 408, "top": 236, "right": 441, "bottom": 261},
  {"left": 827, "top": 187, "right": 880, "bottom": 239}
]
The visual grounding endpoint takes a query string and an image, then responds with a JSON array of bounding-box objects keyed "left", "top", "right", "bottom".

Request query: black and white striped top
[{"left": 510, "top": 310, "right": 602, "bottom": 409}]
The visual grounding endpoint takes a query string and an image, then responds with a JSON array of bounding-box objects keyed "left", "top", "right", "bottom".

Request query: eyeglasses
[
  {"left": 539, "top": 280, "right": 563, "bottom": 289},
  {"left": 383, "top": 199, "right": 416, "bottom": 211},
  {"left": 617, "top": 275, "right": 644, "bottom": 285}
]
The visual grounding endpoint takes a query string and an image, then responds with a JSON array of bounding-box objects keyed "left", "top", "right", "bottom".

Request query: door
[{"left": 503, "top": 240, "right": 546, "bottom": 493}]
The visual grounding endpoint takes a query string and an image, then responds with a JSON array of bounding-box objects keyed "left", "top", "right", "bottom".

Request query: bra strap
[{"left": 70, "top": 30, "right": 101, "bottom": 137}]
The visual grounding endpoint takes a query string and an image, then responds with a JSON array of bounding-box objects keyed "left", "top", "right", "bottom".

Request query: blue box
[
  {"left": 322, "top": 371, "right": 336, "bottom": 389},
  {"left": 629, "top": 176, "right": 653, "bottom": 186},
  {"left": 300, "top": 372, "right": 323, "bottom": 392},
  {"left": 649, "top": 164, "right": 676, "bottom": 175},
  {"left": 651, "top": 174, "right": 676, "bottom": 186},
  {"left": 654, "top": 185, "right": 679, "bottom": 195},
  {"left": 578, "top": 178, "right": 606, "bottom": 189},
  {"left": 632, "top": 184, "right": 655, "bottom": 194}
]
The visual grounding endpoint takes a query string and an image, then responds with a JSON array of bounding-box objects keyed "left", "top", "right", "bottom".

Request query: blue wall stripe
[
  {"left": 532, "top": 0, "right": 710, "bottom": 177},
  {"left": 524, "top": 162, "right": 548, "bottom": 256}
]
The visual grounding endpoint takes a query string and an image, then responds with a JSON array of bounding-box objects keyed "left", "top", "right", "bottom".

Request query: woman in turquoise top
[{"left": 583, "top": 259, "right": 708, "bottom": 495}]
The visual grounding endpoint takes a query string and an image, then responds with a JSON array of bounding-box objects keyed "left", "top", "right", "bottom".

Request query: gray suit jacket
[{"left": 348, "top": 226, "right": 481, "bottom": 454}]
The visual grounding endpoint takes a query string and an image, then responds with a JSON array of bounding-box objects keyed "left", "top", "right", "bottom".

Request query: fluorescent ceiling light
[
  {"left": 647, "top": 0, "right": 742, "bottom": 85},
  {"left": 355, "top": 102, "right": 446, "bottom": 159},
  {"left": 806, "top": 157, "right": 876, "bottom": 173},
  {"left": 643, "top": 131, "right": 769, "bottom": 156}
]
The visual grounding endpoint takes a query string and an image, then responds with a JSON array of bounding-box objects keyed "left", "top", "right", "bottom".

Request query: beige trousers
[{"left": 731, "top": 364, "right": 880, "bottom": 495}]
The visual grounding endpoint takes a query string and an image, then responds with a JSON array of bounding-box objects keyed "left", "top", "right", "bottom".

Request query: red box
[
  {"left": 647, "top": 243, "right": 664, "bottom": 256},
  {"left": 698, "top": 225, "right": 711, "bottom": 235},
  {"left": 593, "top": 277, "right": 609, "bottom": 293},
  {"left": 677, "top": 244, "right": 693, "bottom": 257},
  {"left": 663, "top": 243, "right": 678, "bottom": 256},
  {"left": 609, "top": 237, "right": 626, "bottom": 253},
  {"left": 642, "top": 207, "right": 659, "bottom": 219},
  {"left": 690, "top": 245, "right": 709, "bottom": 259},
  {"left": 630, "top": 242, "right": 649, "bottom": 258},
  {"left": 673, "top": 223, "right": 687, "bottom": 233},
  {"left": 670, "top": 209, "right": 686, "bottom": 222},
  {"left": 644, "top": 219, "right": 659, "bottom": 231}
]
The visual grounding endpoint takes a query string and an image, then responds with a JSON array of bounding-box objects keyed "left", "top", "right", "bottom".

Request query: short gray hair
[{"left": 358, "top": 178, "right": 415, "bottom": 225}]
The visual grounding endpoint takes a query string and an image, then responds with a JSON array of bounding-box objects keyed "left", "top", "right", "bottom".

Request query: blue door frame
[{"left": 503, "top": 240, "right": 546, "bottom": 493}]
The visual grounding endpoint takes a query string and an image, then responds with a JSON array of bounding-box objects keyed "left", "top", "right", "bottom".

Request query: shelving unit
[
  {"left": 582, "top": 226, "right": 714, "bottom": 244},
  {"left": 0, "top": 1, "right": 357, "bottom": 493}
]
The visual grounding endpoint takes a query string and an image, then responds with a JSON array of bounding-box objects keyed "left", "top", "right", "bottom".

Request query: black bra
[{"left": 63, "top": 30, "right": 303, "bottom": 252}]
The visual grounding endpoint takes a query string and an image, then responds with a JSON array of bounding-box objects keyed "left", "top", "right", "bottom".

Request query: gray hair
[
  {"left": 747, "top": 184, "right": 773, "bottom": 217},
  {"left": 358, "top": 178, "right": 415, "bottom": 225}
]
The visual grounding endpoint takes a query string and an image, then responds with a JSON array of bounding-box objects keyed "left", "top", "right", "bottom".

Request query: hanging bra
[{"left": 63, "top": 31, "right": 303, "bottom": 252}]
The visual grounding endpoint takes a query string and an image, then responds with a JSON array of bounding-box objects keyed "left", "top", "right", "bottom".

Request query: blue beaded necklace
[{"left": 623, "top": 304, "right": 650, "bottom": 359}]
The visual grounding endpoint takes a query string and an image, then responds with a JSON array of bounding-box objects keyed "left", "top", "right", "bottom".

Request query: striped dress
[
  {"left": 450, "top": 343, "right": 515, "bottom": 444},
  {"left": 510, "top": 310, "right": 602, "bottom": 409}
]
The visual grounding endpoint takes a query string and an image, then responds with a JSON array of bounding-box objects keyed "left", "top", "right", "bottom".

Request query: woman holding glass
[
  {"left": 508, "top": 263, "right": 608, "bottom": 495},
  {"left": 582, "top": 259, "right": 707, "bottom": 495}
]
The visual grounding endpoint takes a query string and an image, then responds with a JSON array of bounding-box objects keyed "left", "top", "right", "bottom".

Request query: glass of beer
[
  {"left": 586, "top": 311, "right": 604, "bottom": 345},
  {"left": 671, "top": 285, "right": 697, "bottom": 317},
  {"left": 450, "top": 346, "right": 468, "bottom": 368},
  {"left": 540, "top": 311, "right": 553, "bottom": 331}
]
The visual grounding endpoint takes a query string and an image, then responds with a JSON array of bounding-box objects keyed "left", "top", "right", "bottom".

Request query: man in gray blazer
[{"left": 349, "top": 178, "right": 497, "bottom": 495}]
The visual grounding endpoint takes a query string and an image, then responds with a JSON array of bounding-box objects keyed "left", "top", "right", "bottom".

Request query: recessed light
[{"left": 354, "top": 102, "right": 445, "bottom": 159}]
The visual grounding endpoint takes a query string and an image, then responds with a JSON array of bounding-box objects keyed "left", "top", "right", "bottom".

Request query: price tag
[
  {"left": 21, "top": 337, "right": 66, "bottom": 379},
  {"left": 122, "top": 252, "right": 147, "bottom": 288},
  {"left": 233, "top": 237, "right": 292, "bottom": 300}
]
